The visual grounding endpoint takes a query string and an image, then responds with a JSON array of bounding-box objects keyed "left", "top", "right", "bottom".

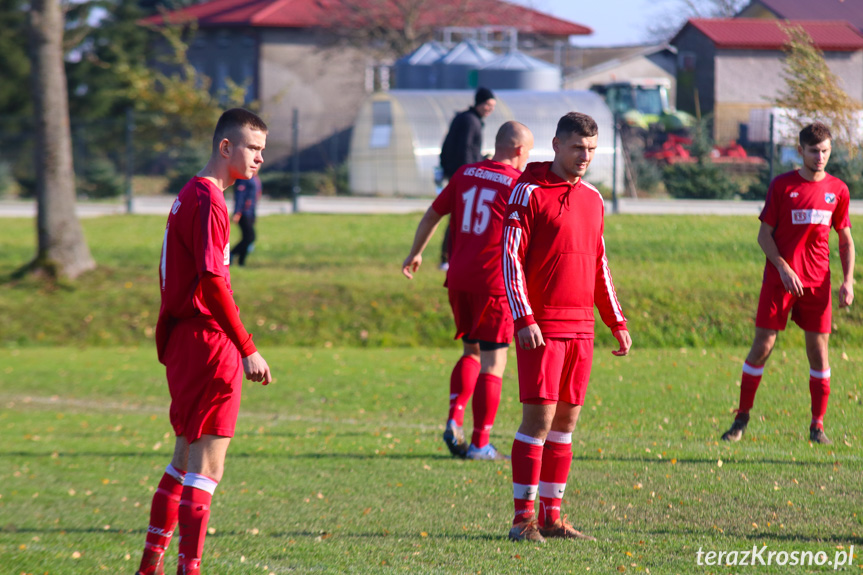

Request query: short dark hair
[
  {"left": 475, "top": 87, "right": 495, "bottom": 106},
  {"left": 799, "top": 122, "right": 831, "bottom": 148},
  {"left": 556, "top": 112, "right": 598, "bottom": 140},
  {"left": 213, "top": 108, "right": 268, "bottom": 151}
]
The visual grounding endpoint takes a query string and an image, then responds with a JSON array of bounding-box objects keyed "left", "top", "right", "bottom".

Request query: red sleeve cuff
[
  {"left": 200, "top": 273, "right": 258, "bottom": 358},
  {"left": 514, "top": 314, "right": 536, "bottom": 332}
]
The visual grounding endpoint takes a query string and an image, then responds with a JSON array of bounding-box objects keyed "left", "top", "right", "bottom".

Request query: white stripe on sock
[
  {"left": 183, "top": 473, "right": 218, "bottom": 494},
  {"left": 513, "top": 483, "right": 538, "bottom": 501},
  {"left": 165, "top": 463, "right": 185, "bottom": 483},
  {"left": 810, "top": 368, "right": 831, "bottom": 379},
  {"left": 538, "top": 481, "right": 567, "bottom": 499},
  {"left": 742, "top": 362, "right": 764, "bottom": 376},
  {"left": 546, "top": 431, "right": 572, "bottom": 444},
  {"left": 514, "top": 432, "right": 545, "bottom": 446}
]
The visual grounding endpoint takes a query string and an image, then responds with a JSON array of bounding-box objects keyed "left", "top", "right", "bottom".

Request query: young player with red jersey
[
  {"left": 721, "top": 122, "right": 855, "bottom": 445},
  {"left": 502, "top": 112, "right": 631, "bottom": 543},
  {"left": 403, "top": 121, "right": 534, "bottom": 460},
  {"left": 136, "top": 108, "right": 273, "bottom": 575}
]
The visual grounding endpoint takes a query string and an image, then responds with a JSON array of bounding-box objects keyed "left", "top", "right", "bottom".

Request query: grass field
[{"left": 2, "top": 213, "right": 862, "bottom": 573}]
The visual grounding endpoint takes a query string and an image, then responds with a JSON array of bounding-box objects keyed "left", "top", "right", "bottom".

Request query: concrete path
[{"left": 3, "top": 196, "right": 863, "bottom": 217}]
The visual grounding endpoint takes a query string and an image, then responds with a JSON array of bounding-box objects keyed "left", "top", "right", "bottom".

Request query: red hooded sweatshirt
[{"left": 501, "top": 161, "right": 626, "bottom": 338}]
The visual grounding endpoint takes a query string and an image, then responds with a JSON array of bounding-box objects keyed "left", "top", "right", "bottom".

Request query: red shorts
[
  {"left": 755, "top": 275, "right": 832, "bottom": 333},
  {"left": 448, "top": 289, "right": 514, "bottom": 345},
  {"left": 164, "top": 318, "right": 243, "bottom": 443},
  {"left": 516, "top": 337, "right": 594, "bottom": 405}
]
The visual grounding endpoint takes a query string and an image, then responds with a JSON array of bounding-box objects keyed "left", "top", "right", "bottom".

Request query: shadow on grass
[{"left": 649, "top": 527, "right": 862, "bottom": 545}]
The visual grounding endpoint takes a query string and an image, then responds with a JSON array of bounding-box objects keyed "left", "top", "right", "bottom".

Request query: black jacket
[{"left": 440, "top": 107, "right": 484, "bottom": 179}]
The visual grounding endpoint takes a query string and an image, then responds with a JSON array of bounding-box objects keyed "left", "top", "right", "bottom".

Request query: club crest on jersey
[
  {"left": 825, "top": 193, "right": 836, "bottom": 204},
  {"left": 224, "top": 243, "right": 230, "bottom": 265}
]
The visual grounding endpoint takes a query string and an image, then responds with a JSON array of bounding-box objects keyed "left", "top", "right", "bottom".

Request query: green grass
[
  {"left": 2, "top": 346, "right": 862, "bottom": 573},
  {"left": 1, "top": 214, "right": 861, "bottom": 349},
  {"left": 2, "top": 213, "right": 862, "bottom": 572}
]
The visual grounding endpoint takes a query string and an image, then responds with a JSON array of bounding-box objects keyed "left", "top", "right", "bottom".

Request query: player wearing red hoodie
[{"left": 502, "top": 112, "right": 631, "bottom": 543}]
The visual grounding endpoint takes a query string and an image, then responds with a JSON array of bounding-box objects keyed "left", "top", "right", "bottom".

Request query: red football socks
[
  {"left": 447, "top": 356, "right": 480, "bottom": 426},
  {"left": 471, "top": 374, "right": 502, "bottom": 448},
  {"left": 539, "top": 431, "right": 573, "bottom": 526},
  {"left": 138, "top": 464, "right": 185, "bottom": 575},
  {"left": 511, "top": 433, "right": 544, "bottom": 524},
  {"left": 737, "top": 361, "right": 764, "bottom": 416},
  {"left": 177, "top": 473, "right": 218, "bottom": 573},
  {"left": 809, "top": 368, "right": 831, "bottom": 429}
]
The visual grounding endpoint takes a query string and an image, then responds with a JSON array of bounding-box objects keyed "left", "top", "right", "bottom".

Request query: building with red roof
[
  {"left": 140, "top": 0, "right": 591, "bottom": 165},
  {"left": 671, "top": 18, "right": 863, "bottom": 144},
  {"left": 737, "top": 0, "right": 863, "bottom": 33}
]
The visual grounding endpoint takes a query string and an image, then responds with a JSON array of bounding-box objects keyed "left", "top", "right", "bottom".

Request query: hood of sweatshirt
[{"left": 524, "top": 161, "right": 582, "bottom": 218}]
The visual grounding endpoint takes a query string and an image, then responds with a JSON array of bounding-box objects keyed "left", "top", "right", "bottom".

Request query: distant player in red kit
[
  {"left": 503, "top": 112, "right": 631, "bottom": 543},
  {"left": 403, "top": 121, "right": 534, "bottom": 460},
  {"left": 136, "top": 108, "right": 273, "bottom": 575},
  {"left": 721, "top": 122, "right": 855, "bottom": 445}
]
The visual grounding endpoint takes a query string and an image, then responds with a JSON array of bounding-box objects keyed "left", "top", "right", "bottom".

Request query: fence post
[
  {"left": 768, "top": 112, "right": 775, "bottom": 184},
  {"left": 125, "top": 107, "right": 134, "bottom": 214},
  {"left": 292, "top": 107, "right": 300, "bottom": 214},
  {"left": 611, "top": 114, "right": 619, "bottom": 215}
]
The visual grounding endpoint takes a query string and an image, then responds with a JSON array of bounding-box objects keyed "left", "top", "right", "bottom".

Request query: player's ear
[
  {"left": 552, "top": 137, "right": 560, "bottom": 154},
  {"left": 219, "top": 138, "right": 232, "bottom": 159}
]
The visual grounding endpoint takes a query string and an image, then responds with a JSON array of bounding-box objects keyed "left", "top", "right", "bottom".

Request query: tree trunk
[{"left": 28, "top": 0, "right": 95, "bottom": 279}]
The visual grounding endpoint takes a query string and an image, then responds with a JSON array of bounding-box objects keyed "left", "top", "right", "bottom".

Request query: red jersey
[
  {"left": 502, "top": 162, "right": 626, "bottom": 338},
  {"left": 432, "top": 159, "right": 522, "bottom": 295},
  {"left": 760, "top": 170, "right": 851, "bottom": 287},
  {"left": 155, "top": 177, "right": 235, "bottom": 362}
]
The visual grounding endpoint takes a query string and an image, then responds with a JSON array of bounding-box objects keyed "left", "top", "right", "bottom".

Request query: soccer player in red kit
[
  {"left": 503, "top": 112, "right": 631, "bottom": 543},
  {"left": 721, "top": 122, "right": 855, "bottom": 445},
  {"left": 403, "top": 121, "right": 534, "bottom": 460},
  {"left": 136, "top": 108, "right": 273, "bottom": 575}
]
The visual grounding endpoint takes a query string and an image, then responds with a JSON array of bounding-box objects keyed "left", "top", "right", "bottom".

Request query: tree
[
  {"left": 647, "top": 0, "right": 748, "bottom": 42},
  {"left": 28, "top": 0, "right": 95, "bottom": 279},
  {"left": 335, "top": 0, "right": 476, "bottom": 58},
  {"left": 773, "top": 25, "right": 862, "bottom": 148}
]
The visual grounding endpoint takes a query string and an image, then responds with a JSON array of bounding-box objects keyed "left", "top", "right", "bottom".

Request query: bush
[
  {"left": 261, "top": 164, "right": 350, "bottom": 198},
  {"left": 165, "top": 144, "right": 210, "bottom": 195},
  {"left": 824, "top": 149, "right": 863, "bottom": 199},
  {"left": 663, "top": 161, "right": 739, "bottom": 199},
  {"left": 77, "top": 157, "right": 124, "bottom": 198},
  {"left": 741, "top": 160, "right": 795, "bottom": 201},
  {"left": 0, "top": 162, "right": 15, "bottom": 198}
]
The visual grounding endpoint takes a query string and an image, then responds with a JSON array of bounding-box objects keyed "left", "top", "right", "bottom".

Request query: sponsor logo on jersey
[
  {"left": 790, "top": 192, "right": 799, "bottom": 198},
  {"left": 171, "top": 198, "right": 182, "bottom": 214},
  {"left": 224, "top": 243, "right": 230, "bottom": 265},
  {"left": 791, "top": 209, "right": 832, "bottom": 226},
  {"left": 507, "top": 212, "right": 520, "bottom": 221},
  {"left": 825, "top": 193, "right": 836, "bottom": 204}
]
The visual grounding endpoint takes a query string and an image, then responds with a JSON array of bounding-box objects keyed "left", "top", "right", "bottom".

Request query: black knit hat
[{"left": 475, "top": 87, "right": 495, "bottom": 106}]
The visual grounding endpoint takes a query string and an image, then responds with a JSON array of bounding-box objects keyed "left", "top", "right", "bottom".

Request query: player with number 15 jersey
[{"left": 402, "top": 122, "right": 534, "bottom": 461}]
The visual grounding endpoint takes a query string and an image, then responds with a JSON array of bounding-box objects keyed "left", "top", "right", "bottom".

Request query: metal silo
[
  {"left": 477, "top": 51, "right": 561, "bottom": 91},
  {"left": 435, "top": 40, "right": 496, "bottom": 89},
  {"left": 394, "top": 41, "right": 447, "bottom": 89}
]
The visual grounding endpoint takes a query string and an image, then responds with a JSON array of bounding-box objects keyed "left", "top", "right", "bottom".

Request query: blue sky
[{"left": 508, "top": 0, "right": 681, "bottom": 46}]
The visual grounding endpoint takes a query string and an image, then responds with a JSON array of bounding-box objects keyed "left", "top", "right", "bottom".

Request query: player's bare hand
[
  {"left": 839, "top": 281, "right": 854, "bottom": 308},
  {"left": 517, "top": 324, "right": 545, "bottom": 350},
  {"left": 402, "top": 254, "right": 422, "bottom": 279},
  {"left": 779, "top": 266, "right": 804, "bottom": 297},
  {"left": 612, "top": 329, "right": 632, "bottom": 356},
  {"left": 242, "top": 351, "right": 272, "bottom": 385},
  {"left": 231, "top": 213, "right": 241, "bottom": 224}
]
